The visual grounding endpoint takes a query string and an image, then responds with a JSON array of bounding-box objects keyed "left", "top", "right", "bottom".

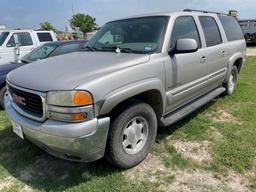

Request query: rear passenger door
[{"left": 198, "top": 16, "right": 228, "bottom": 89}]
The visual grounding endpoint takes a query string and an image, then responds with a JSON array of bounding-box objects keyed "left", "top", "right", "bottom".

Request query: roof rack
[{"left": 183, "top": 9, "right": 228, "bottom": 16}]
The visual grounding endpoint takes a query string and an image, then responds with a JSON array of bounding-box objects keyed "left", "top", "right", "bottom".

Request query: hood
[
  {"left": 7, "top": 51, "right": 150, "bottom": 92},
  {"left": 0, "top": 62, "right": 23, "bottom": 75}
]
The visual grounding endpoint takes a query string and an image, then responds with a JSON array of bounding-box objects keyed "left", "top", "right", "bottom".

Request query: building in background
[
  {"left": 239, "top": 19, "right": 256, "bottom": 44},
  {"left": 65, "top": 25, "right": 74, "bottom": 33}
]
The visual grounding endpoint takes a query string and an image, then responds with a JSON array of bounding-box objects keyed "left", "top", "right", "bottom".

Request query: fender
[
  {"left": 224, "top": 52, "right": 244, "bottom": 83},
  {"left": 99, "top": 78, "right": 166, "bottom": 115}
]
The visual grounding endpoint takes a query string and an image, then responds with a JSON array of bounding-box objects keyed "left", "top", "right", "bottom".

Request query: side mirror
[
  {"left": 169, "top": 38, "right": 198, "bottom": 55},
  {"left": 14, "top": 43, "right": 21, "bottom": 55}
]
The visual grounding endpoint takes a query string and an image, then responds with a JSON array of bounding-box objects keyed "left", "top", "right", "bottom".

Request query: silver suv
[{"left": 5, "top": 10, "right": 246, "bottom": 169}]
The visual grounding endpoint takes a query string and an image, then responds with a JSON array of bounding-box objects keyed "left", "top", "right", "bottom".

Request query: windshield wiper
[
  {"left": 82, "top": 45, "right": 98, "bottom": 52},
  {"left": 20, "top": 59, "right": 30, "bottom": 64},
  {"left": 101, "top": 46, "right": 134, "bottom": 53}
]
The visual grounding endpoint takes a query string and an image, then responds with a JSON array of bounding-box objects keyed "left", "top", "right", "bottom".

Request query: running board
[{"left": 160, "top": 87, "right": 226, "bottom": 127}]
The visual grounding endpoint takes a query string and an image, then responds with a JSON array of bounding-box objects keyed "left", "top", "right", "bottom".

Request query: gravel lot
[{"left": 247, "top": 48, "right": 256, "bottom": 56}]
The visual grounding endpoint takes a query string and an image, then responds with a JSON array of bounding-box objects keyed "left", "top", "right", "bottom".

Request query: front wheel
[
  {"left": 106, "top": 102, "right": 157, "bottom": 169},
  {"left": 224, "top": 65, "right": 238, "bottom": 96}
]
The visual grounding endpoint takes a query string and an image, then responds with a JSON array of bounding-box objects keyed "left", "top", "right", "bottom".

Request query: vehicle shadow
[
  {"left": 0, "top": 126, "right": 120, "bottom": 191},
  {"left": 0, "top": 99, "right": 217, "bottom": 191},
  {"left": 156, "top": 99, "right": 216, "bottom": 142}
]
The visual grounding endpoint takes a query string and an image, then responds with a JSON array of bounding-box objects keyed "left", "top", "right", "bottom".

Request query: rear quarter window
[
  {"left": 218, "top": 15, "right": 244, "bottom": 41},
  {"left": 37, "top": 33, "right": 53, "bottom": 42}
]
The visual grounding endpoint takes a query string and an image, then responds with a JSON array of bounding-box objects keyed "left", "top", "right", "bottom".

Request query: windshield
[
  {"left": 0, "top": 32, "right": 9, "bottom": 46},
  {"left": 88, "top": 16, "right": 169, "bottom": 54},
  {"left": 22, "top": 43, "right": 58, "bottom": 63}
]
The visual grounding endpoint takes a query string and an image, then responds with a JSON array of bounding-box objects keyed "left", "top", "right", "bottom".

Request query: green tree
[
  {"left": 40, "top": 22, "right": 56, "bottom": 32},
  {"left": 70, "top": 13, "right": 97, "bottom": 38}
]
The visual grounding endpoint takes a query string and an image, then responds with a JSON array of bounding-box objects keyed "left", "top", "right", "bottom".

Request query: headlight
[
  {"left": 47, "top": 90, "right": 93, "bottom": 106},
  {"left": 46, "top": 91, "right": 94, "bottom": 122}
]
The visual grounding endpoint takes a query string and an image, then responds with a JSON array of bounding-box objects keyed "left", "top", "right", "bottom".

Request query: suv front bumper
[{"left": 5, "top": 94, "right": 110, "bottom": 162}]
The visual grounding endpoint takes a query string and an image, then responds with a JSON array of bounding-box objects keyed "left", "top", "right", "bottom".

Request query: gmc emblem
[{"left": 12, "top": 93, "right": 26, "bottom": 106}]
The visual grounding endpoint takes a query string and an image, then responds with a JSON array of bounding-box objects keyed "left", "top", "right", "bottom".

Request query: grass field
[{"left": 0, "top": 57, "right": 256, "bottom": 192}]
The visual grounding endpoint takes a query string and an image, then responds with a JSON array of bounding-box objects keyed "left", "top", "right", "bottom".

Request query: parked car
[
  {"left": 5, "top": 10, "right": 246, "bottom": 169},
  {"left": 0, "top": 40, "right": 87, "bottom": 108},
  {"left": 0, "top": 29, "right": 57, "bottom": 65},
  {"left": 239, "top": 19, "right": 256, "bottom": 44}
]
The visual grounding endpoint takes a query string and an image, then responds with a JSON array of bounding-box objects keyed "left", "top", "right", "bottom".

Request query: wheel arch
[
  {"left": 224, "top": 53, "right": 244, "bottom": 83},
  {"left": 99, "top": 78, "right": 166, "bottom": 120}
]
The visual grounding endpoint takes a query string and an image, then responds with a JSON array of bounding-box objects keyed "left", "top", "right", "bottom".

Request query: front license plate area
[{"left": 12, "top": 121, "right": 24, "bottom": 139}]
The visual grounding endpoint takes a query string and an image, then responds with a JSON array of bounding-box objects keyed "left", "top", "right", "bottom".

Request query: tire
[
  {"left": 0, "top": 86, "right": 7, "bottom": 109},
  {"left": 106, "top": 101, "right": 157, "bottom": 169},
  {"left": 224, "top": 65, "right": 238, "bottom": 96}
]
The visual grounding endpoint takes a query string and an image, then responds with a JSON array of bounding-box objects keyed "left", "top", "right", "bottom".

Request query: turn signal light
[
  {"left": 72, "top": 112, "right": 88, "bottom": 121},
  {"left": 73, "top": 91, "right": 93, "bottom": 106}
]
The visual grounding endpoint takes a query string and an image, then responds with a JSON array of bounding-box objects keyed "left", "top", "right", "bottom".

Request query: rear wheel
[
  {"left": 106, "top": 102, "right": 157, "bottom": 169},
  {"left": 0, "top": 86, "right": 7, "bottom": 109},
  {"left": 224, "top": 65, "right": 238, "bottom": 96}
]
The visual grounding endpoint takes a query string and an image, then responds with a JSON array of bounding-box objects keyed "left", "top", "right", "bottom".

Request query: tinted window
[
  {"left": 51, "top": 43, "right": 80, "bottom": 56},
  {"left": 0, "top": 32, "right": 9, "bottom": 46},
  {"left": 37, "top": 33, "right": 53, "bottom": 42},
  {"left": 199, "top": 16, "right": 222, "bottom": 47},
  {"left": 171, "top": 16, "right": 201, "bottom": 48},
  {"left": 218, "top": 16, "right": 244, "bottom": 41},
  {"left": 7, "top": 32, "right": 33, "bottom": 47}
]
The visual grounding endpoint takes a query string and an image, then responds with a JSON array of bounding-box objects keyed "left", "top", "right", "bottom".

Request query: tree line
[{"left": 40, "top": 13, "right": 97, "bottom": 38}]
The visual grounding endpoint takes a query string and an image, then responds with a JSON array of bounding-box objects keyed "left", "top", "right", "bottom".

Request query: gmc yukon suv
[{"left": 5, "top": 10, "right": 246, "bottom": 169}]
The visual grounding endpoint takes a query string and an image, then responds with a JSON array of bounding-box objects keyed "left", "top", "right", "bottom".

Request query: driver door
[
  {"left": 165, "top": 16, "right": 209, "bottom": 112},
  {"left": 6, "top": 32, "right": 35, "bottom": 62}
]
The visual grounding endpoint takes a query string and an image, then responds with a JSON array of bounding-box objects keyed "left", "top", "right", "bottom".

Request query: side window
[
  {"left": 6, "top": 34, "right": 19, "bottom": 47},
  {"left": 18, "top": 32, "right": 33, "bottom": 46},
  {"left": 218, "top": 15, "right": 244, "bottom": 41},
  {"left": 199, "top": 16, "right": 222, "bottom": 47},
  {"left": 171, "top": 16, "right": 201, "bottom": 48},
  {"left": 7, "top": 32, "right": 33, "bottom": 47},
  {"left": 51, "top": 43, "right": 80, "bottom": 56},
  {"left": 37, "top": 33, "right": 53, "bottom": 42}
]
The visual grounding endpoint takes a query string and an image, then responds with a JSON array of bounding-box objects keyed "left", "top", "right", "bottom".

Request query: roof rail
[{"left": 183, "top": 9, "right": 228, "bottom": 16}]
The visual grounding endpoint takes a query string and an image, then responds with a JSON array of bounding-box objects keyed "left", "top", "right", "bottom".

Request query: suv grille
[{"left": 9, "top": 85, "right": 43, "bottom": 118}]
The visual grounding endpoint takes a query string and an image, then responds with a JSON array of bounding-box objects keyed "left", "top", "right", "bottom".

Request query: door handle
[{"left": 200, "top": 56, "right": 206, "bottom": 64}]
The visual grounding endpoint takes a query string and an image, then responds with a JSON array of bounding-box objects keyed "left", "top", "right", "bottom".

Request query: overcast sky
[{"left": 0, "top": 0, "right": 255, "bottom": 30}]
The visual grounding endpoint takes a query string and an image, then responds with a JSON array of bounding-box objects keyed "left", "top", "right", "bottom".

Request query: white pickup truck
[{"left": 0, "top": 30, "right": 57, "bottom": 65}]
